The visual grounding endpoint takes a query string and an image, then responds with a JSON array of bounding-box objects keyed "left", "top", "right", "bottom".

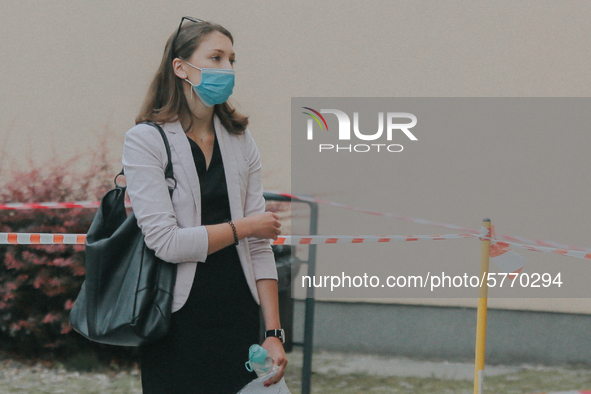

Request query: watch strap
[{"left": 265, "top": 329, "right": 285, "bottom": 344}]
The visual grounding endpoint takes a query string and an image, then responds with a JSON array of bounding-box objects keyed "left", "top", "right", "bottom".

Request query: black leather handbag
[{"left": 70, "top": 122, "right": 177, "bottom": 347}]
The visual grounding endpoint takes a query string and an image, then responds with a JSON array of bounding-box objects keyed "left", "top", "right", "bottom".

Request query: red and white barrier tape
[
  {"left": 0, "top": 233, "right": 86, "bottom": 245},
  {"left": 478, "top": 226, "right": 591, "bottom": 261},
  {"left": 0, "top": 233, "right": 591, "bottom": 260},
  {"left": 3, "top": 192, "right": 591, "bottom": 254},
  {"left": 2, "top": 232, "right": 591, "bottom": 263},
  {"left": 0, "top": 232, "right": 475, "bottom": 246},
  {"left": 283, "top": 231, "right": 591, "bottom": 261},
  {"left": 275, "top": 233, "right": 477, "bottom": 245},
  {"left": 0, "top": 201, "right": 128, "bottom": 210},
  {"left": 500, "top": 240, "right": 591, "bottom": 261},
  {"left": 272, "top": 192, "right": 475, "bottom": 232},
  {"left": 274, "top": 192, "right": 591, "bottom": 253}
]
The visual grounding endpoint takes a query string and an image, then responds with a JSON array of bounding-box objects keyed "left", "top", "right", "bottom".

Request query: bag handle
[{"left": 115, "top": 122, "right": 177, "bottom": 191}]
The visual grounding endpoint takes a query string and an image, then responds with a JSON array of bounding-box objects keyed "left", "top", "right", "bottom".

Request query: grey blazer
[{"left": 122, "top": 116, "right": 278, "bottom": 312}]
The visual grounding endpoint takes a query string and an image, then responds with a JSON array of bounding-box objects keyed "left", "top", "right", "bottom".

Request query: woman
[{"left": 122, "top": 17, "right": 287, "bottom": 393}]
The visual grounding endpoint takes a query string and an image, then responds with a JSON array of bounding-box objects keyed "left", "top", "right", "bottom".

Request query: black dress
[{"left": 139, "top": 133, "right": 260, "bottom": 393}]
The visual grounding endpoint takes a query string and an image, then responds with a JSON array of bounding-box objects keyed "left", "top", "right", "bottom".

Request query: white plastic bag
[{"left": 237, "top": 366, "right": 291, "bottom": 394}]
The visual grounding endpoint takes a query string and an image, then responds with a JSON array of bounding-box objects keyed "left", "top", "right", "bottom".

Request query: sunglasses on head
[{"left": 172, "top": 16, "right": 205, "bottom": 53}]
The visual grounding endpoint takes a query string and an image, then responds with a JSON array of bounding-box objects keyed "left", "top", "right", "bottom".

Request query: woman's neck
[
  {"left": 180, "top": 110, "right": 215, "bottom": 142},
  {"left": 181, "top": 84, "right": 216, "bottom": 137}
]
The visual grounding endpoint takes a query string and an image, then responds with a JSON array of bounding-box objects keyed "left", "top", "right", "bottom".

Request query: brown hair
[{"left": 135, "top": 21, "right": 248, "bottom": 134}]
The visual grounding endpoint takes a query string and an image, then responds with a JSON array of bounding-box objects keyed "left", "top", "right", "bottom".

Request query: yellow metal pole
[{"left": 474, "top": 218, "right": 491, "bottom": 394}]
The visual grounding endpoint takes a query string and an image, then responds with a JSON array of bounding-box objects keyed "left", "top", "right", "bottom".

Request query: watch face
[{"left": 267, "top": 329, "right": 285, "bottom": 343}]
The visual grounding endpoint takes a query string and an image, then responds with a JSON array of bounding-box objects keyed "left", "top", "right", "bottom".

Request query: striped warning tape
[
  {"left": 2, "top": 230, "right": 591, "bottom": 262},
  {"left": 496, "top": 234, "right": 591, "bottom": 252},
  {"left": 0, "top": 201, "right": 127, "bottom": 210},
  {"left": 274, "top": 192, "right": 591, "bottom": 253},
  {"left": 281, "top": 233, "right": 591, "bottom": 261},
  {"left": 2, "top": 232, "right": 591, "bottom": 263},
  {"left": 0, "top": 233, "right": 476, "bottom": 246},
  {"left": 477, "top": 226, "right": 591, "bottom": 261},
  {"left": 2, "top": 193, "right": 591, "bottom": 254},
  {"left": 275, "top": 233, "right": 477, "bottom": 245},
  {"left": 273, "top": 192, "right": 475, "bottom": 232},
  {"left": 0, "top": 233, "right": 86, "bottom": 245},
  {"left": 501, "top": 240, "right": 591, "bottom": 261}
]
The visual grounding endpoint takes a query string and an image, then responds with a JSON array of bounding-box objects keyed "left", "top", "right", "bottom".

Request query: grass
[{"left": 1, "top": 349, "right": 590, "bottom": 393}]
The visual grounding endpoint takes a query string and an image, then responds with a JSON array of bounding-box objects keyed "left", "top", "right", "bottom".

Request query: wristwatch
[{"left": 265, "top": 329, "right": 285, "bottom": 344}]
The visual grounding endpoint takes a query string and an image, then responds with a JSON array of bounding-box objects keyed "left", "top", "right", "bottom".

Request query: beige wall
[{"left": 2, "top": 1, "right": 590, "bottom": 313}]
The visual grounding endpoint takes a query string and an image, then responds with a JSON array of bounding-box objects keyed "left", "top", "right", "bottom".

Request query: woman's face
[{"left": 182, "top": 30, "right": 235, "bottom": 86}]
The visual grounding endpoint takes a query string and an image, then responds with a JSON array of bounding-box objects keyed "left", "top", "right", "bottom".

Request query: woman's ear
[{"left": 172, "top": 58, "right": 187, "bottom": 79}]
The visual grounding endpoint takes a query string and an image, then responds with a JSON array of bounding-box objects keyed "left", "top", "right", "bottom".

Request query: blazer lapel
[
  {"left": 163, "top": 121, "right": 202, "bottom": 221},
  {"left": 214, "top": 115, "right": 244, "bottom": 221}
]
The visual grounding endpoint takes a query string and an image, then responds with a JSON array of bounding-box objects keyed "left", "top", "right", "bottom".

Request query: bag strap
[{"left": 116, "top": 122, "right": 177, "bottom": 191}]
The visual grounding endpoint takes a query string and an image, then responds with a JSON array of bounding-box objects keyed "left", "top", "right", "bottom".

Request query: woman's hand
[
  {"left": 261, "top": 337, "right": 287, "bottom": 387},
  {"left": 236, "top": 212, "right": 281, "bottom": 240}
]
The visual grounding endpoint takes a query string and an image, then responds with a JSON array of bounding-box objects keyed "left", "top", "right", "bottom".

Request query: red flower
[
  {"left": 64, "top": 299, "right": 75, "bottom": 310},
  {"left": 42, "top": 313, "right": 59, "bottom": 323}
]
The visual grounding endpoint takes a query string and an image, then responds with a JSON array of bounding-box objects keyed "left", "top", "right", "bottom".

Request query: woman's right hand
[{"left": 237, "top": 212, "right": 281, "bottom": 240}]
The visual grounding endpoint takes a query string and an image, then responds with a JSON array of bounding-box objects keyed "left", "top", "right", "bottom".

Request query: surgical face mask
[{"left": 184, "top": 61, "right": 235, "bottom": 107}]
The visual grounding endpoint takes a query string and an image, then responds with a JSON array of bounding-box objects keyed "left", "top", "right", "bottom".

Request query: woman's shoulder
[
  {"left": 124, "top": 122, "right": 172, "bottom": 151},
  {"left": 122, "top": 122, "right": 171, "bottom": 164},
  {"left": 125, "top": 122, "right": 163, "bottom": 141}
]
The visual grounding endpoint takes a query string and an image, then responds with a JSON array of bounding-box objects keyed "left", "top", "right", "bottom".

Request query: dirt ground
[{"left": 1, "top": 348, "right": 590, "bottom": 394}]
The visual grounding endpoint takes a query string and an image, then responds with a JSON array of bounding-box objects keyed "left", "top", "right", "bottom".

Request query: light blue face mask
[{"left": 184, "top": 61, "right": 235, "bottom": 107}]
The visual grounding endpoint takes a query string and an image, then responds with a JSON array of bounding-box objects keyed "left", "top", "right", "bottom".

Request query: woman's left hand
[{"left": 261, "top": 336, "right": 288, "bottom": 387}]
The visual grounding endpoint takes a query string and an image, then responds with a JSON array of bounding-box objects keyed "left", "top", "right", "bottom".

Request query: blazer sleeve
[
  {"left": 122, "top": 124, "right": 209, "bottom": 263},
  {"left": 243, "top": 129, "right": 278, "bottom": 281}
]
